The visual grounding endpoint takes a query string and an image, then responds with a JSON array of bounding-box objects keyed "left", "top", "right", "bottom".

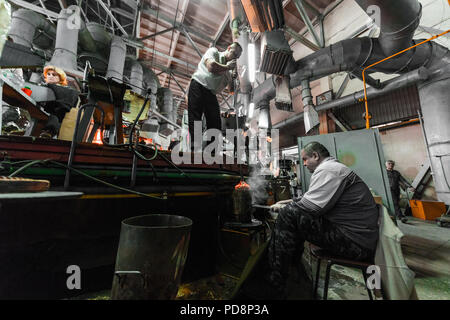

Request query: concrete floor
[
  {"left": 298, "top": 217, "right": 450, "bottom": 300},
  {"left": 69, "top": 217, "right": 450, "bottom": 300}
]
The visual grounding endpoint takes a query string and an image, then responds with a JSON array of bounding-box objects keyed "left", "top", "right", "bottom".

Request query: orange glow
[
  {"left": 92, "top": 130, "right": 103, "bottom": 144},
  {"left": 235, "top": 180, "right": 250, "bottom": 190}
]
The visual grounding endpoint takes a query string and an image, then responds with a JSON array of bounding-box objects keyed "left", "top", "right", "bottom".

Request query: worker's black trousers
[
  {"left": 188, "top": 79, "right": 221, "bottom": 150},
  {"left": 264, "top": 203, "right": 374, "bottom": 296}
]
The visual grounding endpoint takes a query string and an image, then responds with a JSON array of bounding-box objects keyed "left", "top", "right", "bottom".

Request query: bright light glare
[
  {"left": 248, "top": 43, "right": 255, "bottom": 83},
  {"left": 248, "top": 102, "right": 255, "bottom": 118}
]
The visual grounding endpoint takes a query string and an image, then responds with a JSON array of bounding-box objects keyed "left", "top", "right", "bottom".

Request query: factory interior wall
[
  {"left": 275, "top": 0, "right": 450, "bottom": 129},
  {"left": 379, "top": 124, "right": 437, "bottom": 201}
]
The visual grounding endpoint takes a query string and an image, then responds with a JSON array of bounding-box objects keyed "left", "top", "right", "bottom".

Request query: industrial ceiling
[{"left": 7, "top": 0, "right": 337, "bottom": 123}]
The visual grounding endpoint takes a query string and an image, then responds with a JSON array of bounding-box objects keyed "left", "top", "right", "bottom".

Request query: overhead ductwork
[
  {"left": 125, "top": 58, "right": 145, "bottom": 96},
  {"left": 49, "top": 7, "right": 80, "bottom": 72},
  {"left": 228, "top": 0, "right": 247, "bottom": 40},
  {"left": 259, "top": 30, "right": 293, "bottom": 75},
  {"left": 251, "top": 0, "right": 450, "bottom": 205},
  {"left": 106, "top": 35, "right": 126, "bottom": 83},
  {"left": 78, "top": 22, "right": 112, "bottom": 74},
  {"left": 240, "top": 0, "right": 285, "bottom": 33},
  {"left": 274, "top": 75, "right": 293, "bottom": 112},
  {"left": 355, "top": 0, "right": 422, "bottom": 57},
  {"left": 157, "top": 88, "right": 175, "bottom": 136},
  {"left": 7, "top": 8, "right": 56, "bottom": 50},
  {"left": 258, "top": 100, "right": 271, "bottom": 130},
  {"left": 143, "top": 67, "right": 160, "bottom": 96}
]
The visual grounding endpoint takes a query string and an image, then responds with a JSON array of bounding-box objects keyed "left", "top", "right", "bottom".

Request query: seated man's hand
[{"left": 270, "top": 199, "right": 293, "bottom": 212}]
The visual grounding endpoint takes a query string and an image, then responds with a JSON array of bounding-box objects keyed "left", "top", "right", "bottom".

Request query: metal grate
[{"left": 333, "top": 85, "right": 421, "bottom": 129}]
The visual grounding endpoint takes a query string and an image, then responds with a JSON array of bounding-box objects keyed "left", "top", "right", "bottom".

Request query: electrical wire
[{"left": 5, "top": 159, "right": 166, "bottom": 200}]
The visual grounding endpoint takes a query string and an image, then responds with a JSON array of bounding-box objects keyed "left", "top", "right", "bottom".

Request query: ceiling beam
[
  {"left": 162, "top": 0, "right": 191, "bottom": 88},
  {"left": 94, "top": 0, "right": 129, "bottom": 36},
  {"left": 141, "top": 2, "right": 224, "bottom": 49},
  {"left": 211, "top": 13, "right": 229, "bottom": 48},
  {"left": 8, "top": 0, "right": 59, "bottom": 19}
]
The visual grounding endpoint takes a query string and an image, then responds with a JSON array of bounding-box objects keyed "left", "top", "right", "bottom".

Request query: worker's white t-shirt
[{"left": 192, "top": 47, "right": 231, "bottom": 94}]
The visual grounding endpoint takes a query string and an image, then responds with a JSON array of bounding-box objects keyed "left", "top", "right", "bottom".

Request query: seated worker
[
  {"left": 239, "top": 142, "right": 380, "bottom": 299},
  {"left": 39, "top": 65, "right": 76, "bottom": 138}
]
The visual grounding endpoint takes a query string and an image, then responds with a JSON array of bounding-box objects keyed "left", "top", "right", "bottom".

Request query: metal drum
[{"left": 111, "top": 214, "right": 192, "bottom": 300}]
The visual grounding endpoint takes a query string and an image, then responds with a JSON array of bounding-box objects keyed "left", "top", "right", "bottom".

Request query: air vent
[{"left": 259, "top": 30, "right": 293, "bottom": 75}]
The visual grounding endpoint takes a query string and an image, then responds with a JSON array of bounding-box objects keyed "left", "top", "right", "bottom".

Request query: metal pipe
[
  {"left": 49, "top": 7, "right": 80, "bottom": 71},
  {"left": 272, "top": 67, "right": 429, "bottom": 129},
  {"left": 7, "top": 8, "right": 56, "bottom": 48},
  {"left": 417, "top": 51, "right": 450, "bottom": 204},
  {"left": 106, "top": 35, "right": 126, "bottom": 83},
  {"left": 354, "top": 0, "right": 422, "bottom": 57}
]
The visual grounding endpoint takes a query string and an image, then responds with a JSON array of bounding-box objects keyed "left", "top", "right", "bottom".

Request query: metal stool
[{"left": 310, "top": 244, "right": 381, "bottom": 300}]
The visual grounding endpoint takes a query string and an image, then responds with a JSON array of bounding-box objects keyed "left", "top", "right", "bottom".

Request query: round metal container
[
  {"left": 232, "top": 188, "right": 252, "bottom": 223},
  {"left": 111, "top": 214, "right": 192, "bottom": 300}
]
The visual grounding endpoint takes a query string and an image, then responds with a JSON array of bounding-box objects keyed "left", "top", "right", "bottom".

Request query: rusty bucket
[{"left": 111, "top": 214, "right": 192, "bottom": 300}]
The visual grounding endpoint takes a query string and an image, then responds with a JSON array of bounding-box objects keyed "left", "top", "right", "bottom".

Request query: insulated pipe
[
  {"left": 49, "top": 8, "right": 80, "bottom": 71},
  {"left": 252, "top": 37, "right": 434, "bottom": 106},
  {"left": 237, "top": 32, "right": 252, "bottom": 114},
  {"left": 7, "top": 8, "right": 56, "bottom": 48},
  {"left": 106, "top": 35, "right": 126, "bottom": 83},
  {"left": 354, "top": 0, "right": 422, "bottom": 56},
  {"left": 143, "top": 67, "right": 160, "bottom": 95},
  {"left": 228, "top": 0, "right": 245, "bottom": 40},
  {"left": 129, "top": 60, "right": 145, "bottom": 96},
  {"left": 258, "top": 100, "right": 271, "bottom": 130},
  {"left": 272, "top": 67, "right": 429, "bottom": 129},
  {"left": 417, "top": 49, "right": 450, "bottom": 204}
]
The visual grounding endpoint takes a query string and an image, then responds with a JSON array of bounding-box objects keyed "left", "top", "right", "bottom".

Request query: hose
[{"left": 6, "top": 159, "right": 166, "bottom": 200}]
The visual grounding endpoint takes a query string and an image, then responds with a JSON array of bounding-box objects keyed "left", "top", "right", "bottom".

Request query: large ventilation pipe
[
  {"left": 250, "top": 0, "right": 450, "bottom": 204},
  {"left": 354, "top": 0, "right": 422, "bottom": 57},
  {"left": 143, "top": 67, "right": 160, "bottom": 114},
  {"left": 106, "top": 35, "right": 126, "bottom": 83},
  {"left": 236, "top": 32, "right": 252, "bottom": 115},
  {"left": 158, "top": 87, "right": 174, "bottom": 136},
  {"left": 49, "top": 8, "right": 80, "bottom": 71},
  {"left": 128, "top": 59, "right": 145, "bottom": 96},
  {"left": 7, "top": 8, "right": 55, "bottom": 49},
  {"left": 78, "top": 22, "right": 112, "bottom": 74},
  {"left": 417, "top": 49, "right": 450, "bottom": 205},
  {"left": 228, "top": 0, "right": 246, "bottom": 41},
  {"left": 272, "top": 67, "right": 430, "bottom": 129}
]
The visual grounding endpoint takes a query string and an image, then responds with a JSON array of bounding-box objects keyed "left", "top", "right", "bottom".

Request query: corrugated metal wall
[{"left": 333, "top": 85, "right": 421, "bottom": 129}]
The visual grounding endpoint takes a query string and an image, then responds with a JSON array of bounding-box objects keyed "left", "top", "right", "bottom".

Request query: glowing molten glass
[{"left": 234, "top": 180, "right": 250, "bottom": 190}]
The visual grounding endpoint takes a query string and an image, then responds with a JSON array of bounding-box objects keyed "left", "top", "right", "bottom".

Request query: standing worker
[
  {"left": 385, "top": 160, "right": 415, "bottom": 221},
  {"left": 188, "top": 42, "right": 242, "bottom": 152}
]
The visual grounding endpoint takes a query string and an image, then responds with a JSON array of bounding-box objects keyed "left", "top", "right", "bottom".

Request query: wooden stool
[{"left": 310, "top": 244, "right": 382, "bottom": 300}]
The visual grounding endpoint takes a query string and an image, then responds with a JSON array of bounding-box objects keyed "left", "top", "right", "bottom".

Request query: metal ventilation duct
[
  {"left": 274, "top": 75, "right": 293, "bottom": 111},
  {"left": 143, "top": 67, "right": 160, "bottom": 95},
  {"left": 125, "top": 58, "right": 145, "bottom": 96},
  {"left": 106, "top": 36, "right": 126, "bottom": 83},
  {"left": 259, "top": 30, "right": 293, "bottom": 75},
  {"left": 157, "top": 88, "right": 174, "bottom": 136},
  {"left": 240, "top": 0, "right": 285, "bottom": 32},
  {"left": 7, "top": 8, "right": 55, "bottom": 49},
  {"left": 258, "top": 100, "right": 271, "bottom": 129},
  {"left": 49, "top": 8, "right": 80, "bottom": 71},
  {"left": 78, "top": 22, "right": 111, "bottom": 74}
]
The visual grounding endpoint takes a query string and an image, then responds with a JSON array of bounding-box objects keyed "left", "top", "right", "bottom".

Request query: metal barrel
[{"left": 111, "top": 214, "right": 192, "bottom": 300}]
